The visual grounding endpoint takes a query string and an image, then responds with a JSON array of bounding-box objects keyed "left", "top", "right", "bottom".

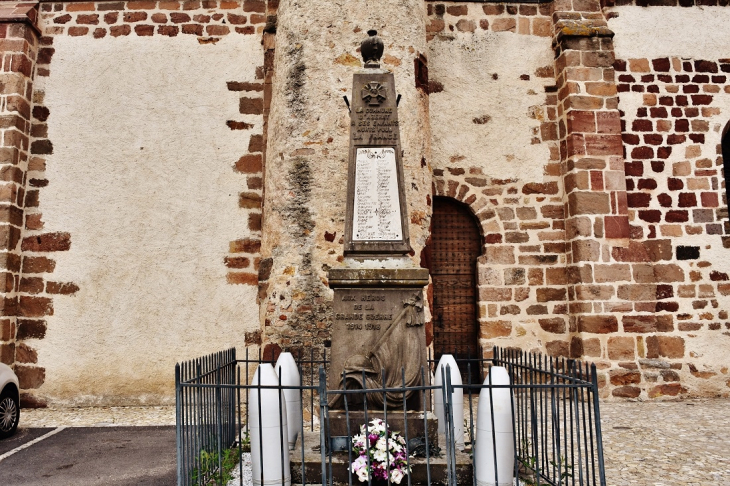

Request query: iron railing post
[
  {"left": 216, "top": 355, "right": 223, "bottom": 485},
  {"left": 175, "top": 363, "right": 183, "bottom": 486},
  {"left": 591, "top": 364, "right": 607, "bottom": 486},
  {"left": 319, "top": 366, "right": 328, "bottom": 486}
]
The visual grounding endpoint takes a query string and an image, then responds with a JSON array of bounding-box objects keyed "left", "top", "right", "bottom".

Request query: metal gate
[{"left": 431, "top": 197, "right": 482, "bottom": 378}]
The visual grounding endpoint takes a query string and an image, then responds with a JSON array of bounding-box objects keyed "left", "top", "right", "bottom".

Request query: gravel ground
[
  {"left": 20, "top": 406, "right": 176, "bottom": 427},
  {"left": 226, "top": 452, "right": 253, "bottom": 486},
  {"left": 18, "top": 398, "right": 730, "bottom": 485}
]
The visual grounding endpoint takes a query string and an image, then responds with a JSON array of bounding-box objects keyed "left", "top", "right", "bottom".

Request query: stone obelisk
[{"left": 327, "top": 31, "right": 429, "bottom": 412}]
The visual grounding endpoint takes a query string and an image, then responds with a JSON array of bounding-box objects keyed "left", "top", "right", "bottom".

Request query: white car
[{"left": 0, "top": 362, "right": 19, "bottom": 439}]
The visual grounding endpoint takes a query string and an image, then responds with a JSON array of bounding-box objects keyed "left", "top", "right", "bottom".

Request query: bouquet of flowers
[{"left": 351, "top": 418, "right": 411, "bottom": 484}]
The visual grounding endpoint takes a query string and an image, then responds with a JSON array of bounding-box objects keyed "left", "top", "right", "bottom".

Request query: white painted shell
[
  {"left": 249, "top": 364, "right": 291, "bottom": 486},
  {"left": 475, "top": 366, "right": 514, "bottom": 486},
  {"left": 275, "top": 352, "right": 302, "bottom": 450},
  {"left": 433, "top": 354, "right": 465, "bottom": 450}
]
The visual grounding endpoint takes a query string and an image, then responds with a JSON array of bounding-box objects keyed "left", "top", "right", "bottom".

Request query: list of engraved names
[{"left": 352, "top": 147, "right": 402, "bottom": 241}]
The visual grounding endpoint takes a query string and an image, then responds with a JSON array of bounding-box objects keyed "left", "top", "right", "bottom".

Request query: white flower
[
  {"left": 390, "top": 468, "right": 404, "bottom": 484},
  {"left": 352, "top": 421, "right": 411, "bottom": 484},
  {"left": 352, "top": 433, "right": 364, "bottom": 448},
  {"left": 351, "top": 456, "right": 368, "bottom": 473},
  {"left": 368, "top": 419, "right": 385, "bottom": 434}
]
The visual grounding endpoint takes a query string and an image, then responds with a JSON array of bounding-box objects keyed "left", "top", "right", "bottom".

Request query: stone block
[
  {"left": 504, "top": 268, "right": 525, "bottom": 286},
  {"left": 572, "top": 239, "right": 600, "bottom": 262},
  {"left": 648, "top": 383, "right": 686, "bottom": 398},
  {"left": 568, "top": 192, "right": 610, "bottom": 216},
  {"left": 483, "top": 246, "right": 515, "bottom": 264},
  {"left": 18, "top": 296, "right": 53, "bottom": 318},
  {"left": 539, "top": 317, "right": 566, "bottom": 334},
  {"left": 479, "top": 287, "right": 512, "bottom": 301},
  {"left": 14, "top": 365, "right": 45, "bottom": 389},
  {"left": 526, "top": 304, "right": 548, "bottom": 315},
  {"left": 612, "top": 385, "right": 640, "bottom": 398},
  {"left": 545, "top": 267, "right": 567, "bottom": 285},
  {"left": 577, "top": 315, "right": 618, "bottom": 334},
  {"left": 16, "top": 319, "right": 46, "bottom": 340},
  {"left": 546, "top": 340, "right": 569, "bottom": 357},
  {"left": 229, "top": 238, "right": 261, "bottom": 253},
  {"left": 609, "top": 370, "right": 641, "bottom": 385},
  {"left": 608, "top": 336, "right": 635, "bottom": 360},
  {"left": 646, "top": 335, "right": 684, "bottom": 358},
  {"left": 536, "top": 287, "right": 566, "bottom": 302},
  {"left": 575, "top": 285, "right": 614, "bottom": 301},
  {"left": 617, "top": 284, "right": 656, "bottom": 301},
  {"left": 22, "top": 256, "right": 55, "bottom": 274},
  {"left": 623, "top": 315, "right": 674, "bottom": 333},
  {"left": 234, "top": 154, "right": 263, "bottom": 173},
  {"left": 482, "top": 320, "right": 512, "bottom": 338},
  {"left": 594, "top": 264, "right": 630, "bottom": 283}
]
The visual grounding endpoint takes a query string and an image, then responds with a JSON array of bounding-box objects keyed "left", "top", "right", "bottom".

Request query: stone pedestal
[
  {"left": 327, "top": 264, "right": 429, "bottom": 411},
  {"left": 291, "top": 430, "right": 472, "bottom": 486},
  {"left": 327, "top": 411, "right": 438, "bottom": 449}
]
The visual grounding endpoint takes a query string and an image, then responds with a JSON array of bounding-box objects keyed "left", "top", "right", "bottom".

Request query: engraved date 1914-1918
[{"left": 346, "top": 322, "right": 381, "bottom": 331}]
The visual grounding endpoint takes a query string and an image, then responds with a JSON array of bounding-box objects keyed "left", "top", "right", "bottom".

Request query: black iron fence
[
  {"left": 175, "top": 346, "right": 606, "bottom": 486},
  {"left": 175, "top": 348, "right": 237, "bottom": 486}
]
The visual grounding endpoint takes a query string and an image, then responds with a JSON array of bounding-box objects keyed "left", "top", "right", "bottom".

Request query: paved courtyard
[
  {"left": 2, "top": 399, "right": 728, "bottom": 485},
  {"left": 599, "top": 399, "right": 730, "bottom": 485}
]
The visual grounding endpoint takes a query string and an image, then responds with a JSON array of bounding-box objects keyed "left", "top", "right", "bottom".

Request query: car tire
[{"left": 0, "top": 387, "right": 19, "bottom": 439}]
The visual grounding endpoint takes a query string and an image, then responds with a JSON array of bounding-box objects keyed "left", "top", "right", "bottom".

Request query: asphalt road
[{"left": 0, "top": 426, "right": 177, "bottom": 485}]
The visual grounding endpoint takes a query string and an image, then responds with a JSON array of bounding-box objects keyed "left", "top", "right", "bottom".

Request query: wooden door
[{"left": 430, "top": 197, "right": 482, "bottom": 381}]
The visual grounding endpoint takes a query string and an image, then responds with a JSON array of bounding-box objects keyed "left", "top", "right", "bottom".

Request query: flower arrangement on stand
[{"left": 351, "top": 418, "right": 411, "bottom": 484}]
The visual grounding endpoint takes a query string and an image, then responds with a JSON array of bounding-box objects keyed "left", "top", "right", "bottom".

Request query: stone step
[{"left": 289, "top": 430, "right": 474, "bottom": 486}]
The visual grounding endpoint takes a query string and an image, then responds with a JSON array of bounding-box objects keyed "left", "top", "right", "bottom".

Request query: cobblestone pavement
[
  {"left": 18, "top": 399, "right": 730, "bottom": 485},
  {"left": 600, "top": 399, "right": 730, "bottom": 485}
]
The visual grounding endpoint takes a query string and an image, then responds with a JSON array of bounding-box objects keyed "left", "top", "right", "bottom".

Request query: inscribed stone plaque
[
  {"left": 353, "top": 147, "right": 403, "bottom": 241},
  {"left": 343, "top": 71, "right": 411, "bottom": 255},
  {"left": 328, "top": 287, "right": 426, "bottom": 410}
]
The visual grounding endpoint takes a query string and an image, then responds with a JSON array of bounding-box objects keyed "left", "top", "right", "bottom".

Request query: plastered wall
[
  {"left": 608, "top": 6, "right": 730, "bottom": 60},
  {"left": 428, "top": 6, "right": 555, "bottom": 181},
  {"left": 30, "top": 33, "right": 262, "bottom": 405}
]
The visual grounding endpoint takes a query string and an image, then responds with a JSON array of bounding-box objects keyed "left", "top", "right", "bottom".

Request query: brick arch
[
  {"left": 431, "top": 169, "right": 570, "bottom": 357},
  {"left": 431, "top": 173, "right": 510, "bottom": 246}
]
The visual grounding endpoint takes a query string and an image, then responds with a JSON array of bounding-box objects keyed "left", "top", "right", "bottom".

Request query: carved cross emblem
[{"left": 362, "top": 82, "right": 387, "bottom": 106}]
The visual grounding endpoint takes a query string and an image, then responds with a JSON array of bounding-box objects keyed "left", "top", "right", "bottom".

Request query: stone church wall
[
  {"left": 604, "top": 5, "right": 730, "bottom": 396},
  {"left": 424, "top": 1, "right": 730, "bottom": 400},
  {"left": 426, "top": 1, "right": 566, "bottom": 363},
  {"left": 1, "top": 0, "right": 270, "bottom": 406},
  {"left": 1, "top": 0, "right": 729, "bottom": 406}
]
